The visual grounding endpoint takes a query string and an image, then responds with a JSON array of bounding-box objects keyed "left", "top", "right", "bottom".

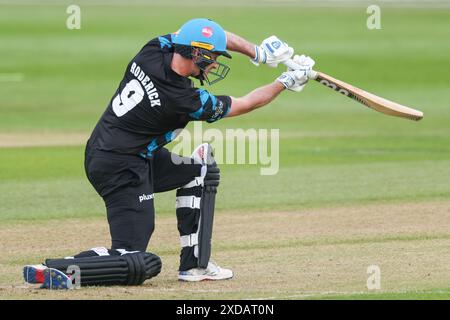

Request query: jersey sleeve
[
  {"left": 171, "top": 88, "right": 232, "bottom": 123},
  {"left": 190, "top": 89, "right": 231, "bottom": 123}
]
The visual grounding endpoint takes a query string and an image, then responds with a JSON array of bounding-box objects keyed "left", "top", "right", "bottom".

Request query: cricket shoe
[
  {"left": 40, "top": 268, "right": 73, "bottom": 290},
  {"left": 23, "top": 264, "right": 47, "bottom": 284},
  {"left": 178, "top": 261, "right": 233, "bottom": 282}
]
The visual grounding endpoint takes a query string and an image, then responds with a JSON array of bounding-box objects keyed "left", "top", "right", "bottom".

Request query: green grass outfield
[
  {"left": 312, "top": 290, "right": 450, "bottom": 300},
  {"left": 0, "top": 1, "right": 449, "bottom": 299}
]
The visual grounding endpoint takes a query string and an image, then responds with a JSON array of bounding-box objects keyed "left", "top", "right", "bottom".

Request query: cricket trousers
[{"left": 84, "top": 146, "right": 202, "bottom": 271}]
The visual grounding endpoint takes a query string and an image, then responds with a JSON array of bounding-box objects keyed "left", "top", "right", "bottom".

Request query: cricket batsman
[{"left": 23, "top": 18, "right": 315, "bottom": 289}]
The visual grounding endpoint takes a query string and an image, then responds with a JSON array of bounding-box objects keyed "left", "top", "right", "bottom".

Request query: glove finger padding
[
  {"left": 289, "top": 54, "right": 316, "bottom": 72},
  {"left": 205, "top": 165, "right": 220, "bottom": 187},
  {"left": 289, "top": 82, "right": 308, "bottom": 92},
  {"left": 252, "top": 36, "right": 294, "bottom": 67},
  {"left": 266, "top": 46, "right": 294, "bottom": 68},
  {"left": 293, "top": 54, "right": 314, "bottom": 66}
]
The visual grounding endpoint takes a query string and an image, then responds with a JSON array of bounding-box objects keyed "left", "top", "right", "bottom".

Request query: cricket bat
[{"left": 284, "top": 59, "right": 424, "bottom": 121}]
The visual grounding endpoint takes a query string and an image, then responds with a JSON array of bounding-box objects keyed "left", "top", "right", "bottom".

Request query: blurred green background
[{"left": 1, "top": 0, "right": 450, "bottom": 221}]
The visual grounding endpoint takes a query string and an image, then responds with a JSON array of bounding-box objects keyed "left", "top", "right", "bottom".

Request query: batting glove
[
  {"left": 276, "top": 70, "right": 308, "bottom": 91},
  {"left": 251, "top": 35, "right": 294, "bottom": 68},
  {"left": 286, "top": 54, "right": 316, "bottom": 92}
]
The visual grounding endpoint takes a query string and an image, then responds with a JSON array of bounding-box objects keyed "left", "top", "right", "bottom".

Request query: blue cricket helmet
[{"left": 172, "top": 18, "right": 231, "bottom": 58}]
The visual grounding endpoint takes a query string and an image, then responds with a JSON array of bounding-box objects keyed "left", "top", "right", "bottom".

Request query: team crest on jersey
[{"left": 202, "top": 27, "right": 213, "bottom": 38}]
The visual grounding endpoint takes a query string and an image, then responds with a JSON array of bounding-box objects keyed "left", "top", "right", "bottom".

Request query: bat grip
[{"left": 283, "top": 59, "right": 318, "bottom": 80}]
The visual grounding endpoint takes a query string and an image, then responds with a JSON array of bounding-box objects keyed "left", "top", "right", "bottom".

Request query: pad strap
[
  {"left": 180, "top": 233, "right": 199, "bottom": 247},
  {"left": 176, "top": 196, "right": 201, "bottom": 209},
  {"left": 182, "top": 177, "right": 204, "bottom": 189},
  {"left": 91, "top": 247, "right": 110, "bottom": 256}
]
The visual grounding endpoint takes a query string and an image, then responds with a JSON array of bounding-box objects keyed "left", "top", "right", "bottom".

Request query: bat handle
[{"left": 283, "top": 59, "right": 318, "bottom": 80}]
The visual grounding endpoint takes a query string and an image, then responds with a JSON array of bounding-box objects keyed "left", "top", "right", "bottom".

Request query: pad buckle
[{"left": 180, "top": 233, "right": 199, "bottom": 247}]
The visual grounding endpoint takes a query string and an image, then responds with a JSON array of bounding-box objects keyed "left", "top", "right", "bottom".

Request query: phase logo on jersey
[{"left": 211, "top": 100, "right": 225, "bottom": 119}]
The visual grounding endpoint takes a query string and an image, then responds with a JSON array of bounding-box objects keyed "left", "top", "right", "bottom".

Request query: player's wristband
[{"left": 250, "top": 46, "right": 266, "bottom": 66}]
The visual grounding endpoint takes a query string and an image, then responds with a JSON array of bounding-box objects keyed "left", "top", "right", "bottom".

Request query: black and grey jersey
[{"left": 87, "top": 34, "right": 231, "bottom": 157}]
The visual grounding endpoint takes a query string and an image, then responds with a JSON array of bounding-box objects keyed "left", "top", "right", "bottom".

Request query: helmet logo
[{"left": 202, "top": 27, "right": 213, "bottom": 38}]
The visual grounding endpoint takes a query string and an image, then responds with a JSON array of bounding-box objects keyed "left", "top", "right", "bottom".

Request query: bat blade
[
  {"left": 283, "top": 59, "right": 424, "bottom": 121},
  {"left": 312, "top": 71, "right": 423, "bottom": 121}
]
